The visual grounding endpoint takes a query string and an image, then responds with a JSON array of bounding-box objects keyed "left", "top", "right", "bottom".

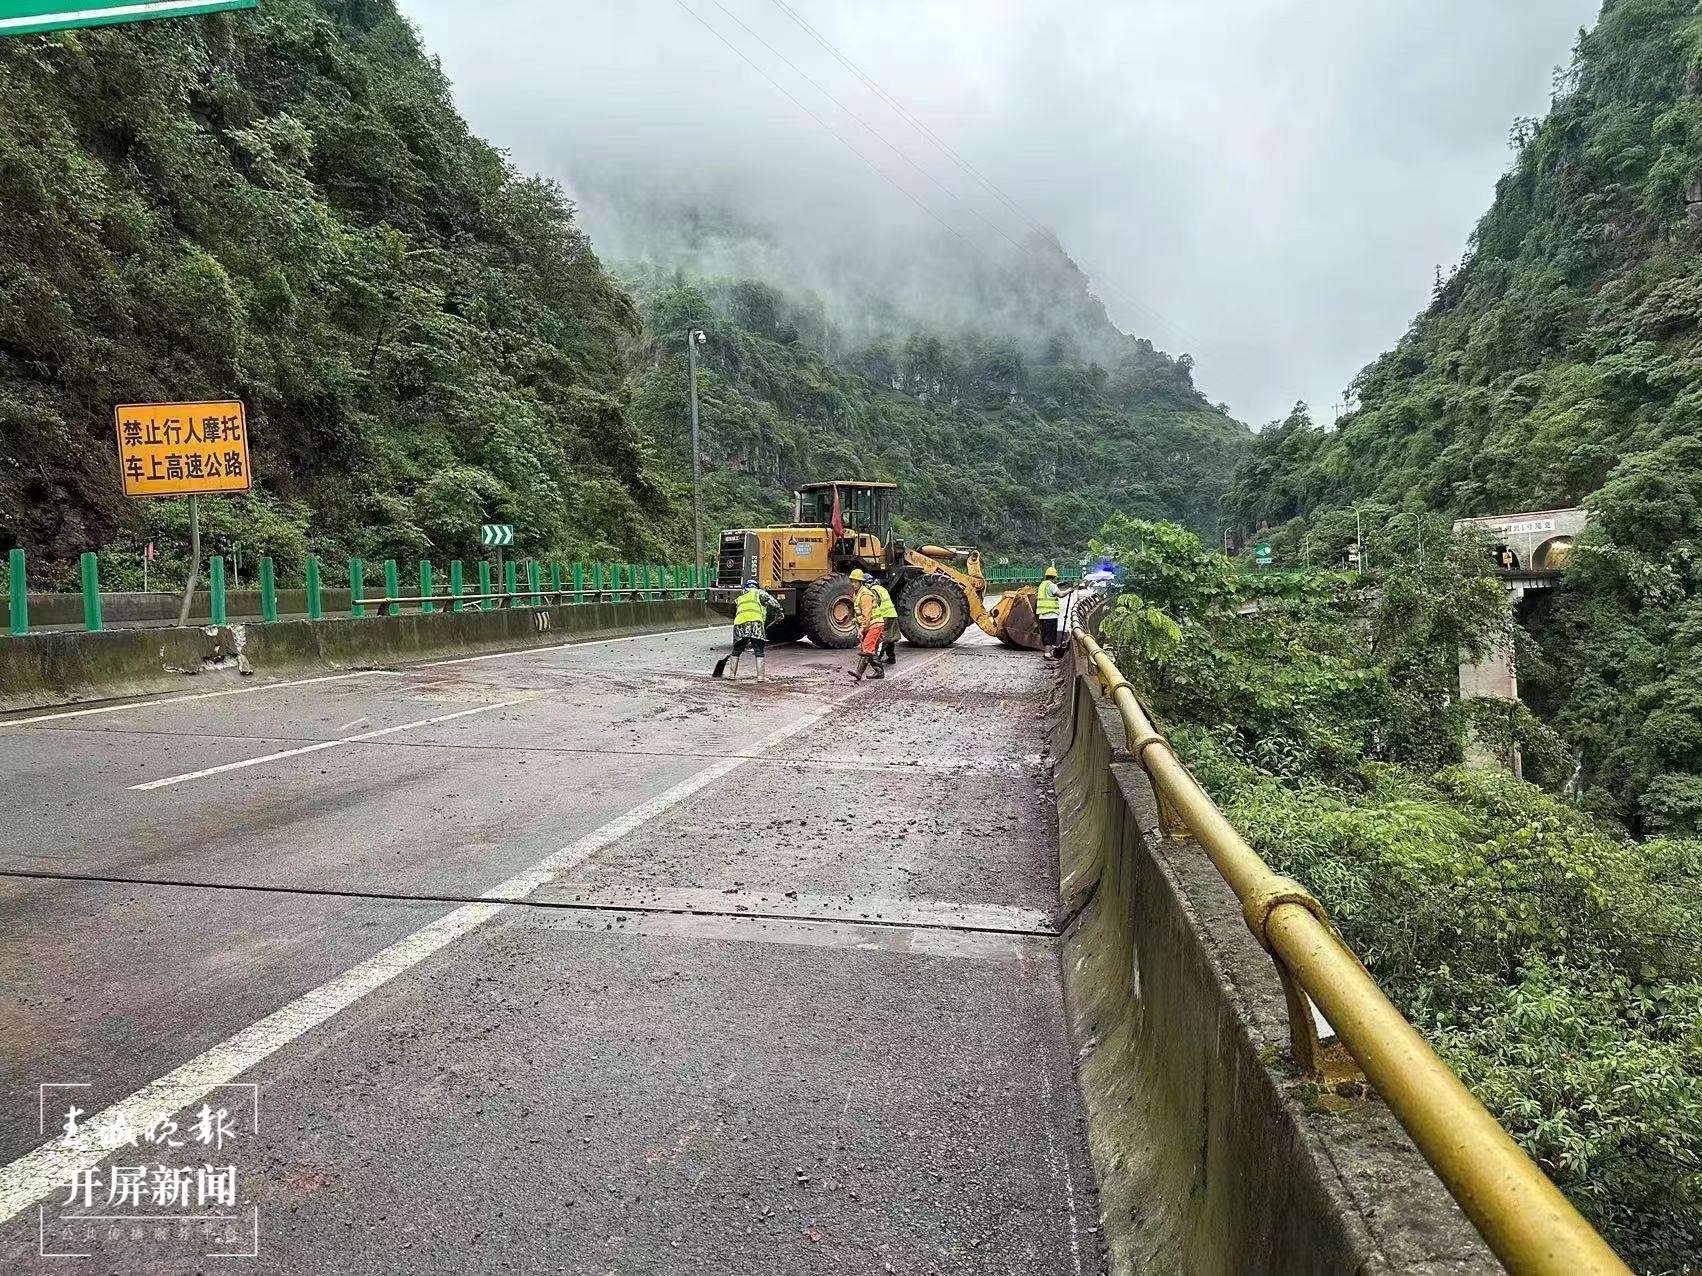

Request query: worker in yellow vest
[
  {"left": 719, "top": 577, "right": 782, "bottom": 682},
  {"left": 1037, "top": 565, "right": 1072, "bottom": 660},
  {"left": 848, "top": 568, "right": 885, "bottom": 682},
  {"left": 872, "top": 574, "right": 900, "bottom": 666}
]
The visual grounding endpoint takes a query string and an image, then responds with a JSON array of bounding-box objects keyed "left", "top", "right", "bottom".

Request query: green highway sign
[
  {"left": 1254, "top": 542, "right": 1272, "bottom": 566},
  {"left": 0, "top": 0, "right": 255, "bottom": 38},
  {"left": 480, "top": 523, "right": 514, "bottom": 548}
]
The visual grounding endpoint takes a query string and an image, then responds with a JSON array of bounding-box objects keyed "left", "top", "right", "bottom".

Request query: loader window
[
  {"left": 798, "top": 488, "right": 833, "bottom": 526},
  {"left": 869, "top": 489, "right": 894, "bottom": 542},
  {"left": 843, "top": 487, "right": 872, "bottom": 534},
  {"left": 795, "top": 485, "right": 895, "bottom": 539}
]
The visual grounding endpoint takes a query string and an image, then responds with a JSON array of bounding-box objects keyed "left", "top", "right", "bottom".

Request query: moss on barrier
[
  {"left": 1050, "top": 655, "right": 1497, "bottom": 1274},
  {"left": 0, "top": 601, "right": 720, "bottom": 712}
]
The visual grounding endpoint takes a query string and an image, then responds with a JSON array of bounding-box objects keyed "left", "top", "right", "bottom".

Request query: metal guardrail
[
  {"left": 351, "top": 587, "right": 702, "bottom": 613},
  {"left": 984, "top": 564, "right": 1082, "bottom": 585},
  {"left": 1070, "top": 627, "right": 1631, "bottom": 1276},
  {"left": 2, "top": 550, "right": 709, "bottom": 636}
]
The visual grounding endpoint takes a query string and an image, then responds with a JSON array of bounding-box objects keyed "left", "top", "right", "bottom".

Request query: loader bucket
[{"left": 989, "top": 588, "right": 1043, "bottom": 650}]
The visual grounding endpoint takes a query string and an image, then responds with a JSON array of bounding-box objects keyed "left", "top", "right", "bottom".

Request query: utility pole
[{"left": 688, "top": 328, "right": 707, "bottom": 581}]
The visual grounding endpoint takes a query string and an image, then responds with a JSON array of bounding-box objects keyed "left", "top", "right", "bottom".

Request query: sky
[{"left": 398, "top": 0, "right": 1601, "bottom": 428}]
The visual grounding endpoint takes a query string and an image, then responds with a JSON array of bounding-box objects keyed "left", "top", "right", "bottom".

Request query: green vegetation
[
  {"left": 1096, "top": 518, "right": 1702, "bottom": 1273},
  {"left": 625, "top": 267, "right": 1248, "bottom": 556},
  {"left": 1224, "top": 0, "right": 1702, "bottom": 835},
  {"left": 0, "top": 1, "right": 1246, "bottom": 592},
  {"left": 0, "top": 0, "right": 671, "bottom": 590}
]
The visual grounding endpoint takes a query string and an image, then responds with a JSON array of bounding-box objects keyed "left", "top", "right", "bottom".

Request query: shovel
[{"left": 712, "top": 608, "right": 779, "bottom": 678}]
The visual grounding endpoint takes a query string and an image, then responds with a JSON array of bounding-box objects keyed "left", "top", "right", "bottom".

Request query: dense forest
[
  {"left": 623, "top": 253, "right": 1246, "bottom": 556},
  {"left": 1225, "top": 0, "right": 1702, "bottom": 836},
  {"left": 0, "top": 0, "right": 1245, "bottom": 590},
  {"left": 1095, "top": 519, "right": 1701, "bottom": 1271},
  {"left": 0, "top": 0, "right": 679, "bottom": 586}
]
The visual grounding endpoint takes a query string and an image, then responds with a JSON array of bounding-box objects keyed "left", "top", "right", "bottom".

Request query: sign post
[
  {"left": 114, "top": 399, "right": 253, "bottom": 625},
  {"left": 0, "top": 1, "right": 256, "bottom": 39},
  {"left": 480, "top": 524, "right": 513, "bottom": 601}
]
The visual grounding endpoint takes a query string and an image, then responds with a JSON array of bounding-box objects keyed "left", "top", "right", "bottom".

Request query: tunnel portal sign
[
  {"left": 114, "top": 400, "right": 252, "bottom": 498},
  {"left": 0, "top": 0, "right": 256, "bottom": 38}
]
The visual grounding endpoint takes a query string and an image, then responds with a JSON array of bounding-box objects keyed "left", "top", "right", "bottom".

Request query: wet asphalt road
[{"left": 0, "top": 625, "right": 1103, "bottom": 1273}]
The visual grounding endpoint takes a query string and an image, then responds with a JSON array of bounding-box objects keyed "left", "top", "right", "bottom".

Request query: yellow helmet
[
  {"left": 1044, "top": 566, "right": 1059, "bottom": 579},
  {"left": 849, "top": 568, "right": 866, "bottom": 582}
]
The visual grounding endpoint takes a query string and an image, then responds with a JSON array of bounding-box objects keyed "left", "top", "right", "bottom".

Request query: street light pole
[
  {"left": 687, "top": 328, "right": 706, "bottom": 583},
  {"left": 1387, "top": 511, "right": 1426, "bottom": 566}
]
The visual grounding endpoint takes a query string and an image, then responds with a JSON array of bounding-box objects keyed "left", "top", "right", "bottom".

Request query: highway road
[{"left": 0, "top": 623, "right": 1102, "bottom": 1273}]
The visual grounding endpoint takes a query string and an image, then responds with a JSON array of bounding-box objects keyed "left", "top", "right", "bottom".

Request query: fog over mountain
[{"left": 399, "top": 0, "right": 1598, "bottom": 426}]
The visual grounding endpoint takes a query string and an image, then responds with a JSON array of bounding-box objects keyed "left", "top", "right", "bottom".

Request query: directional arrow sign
[{"left": 480, "top": 524, "right": 514, "bottom": 548}]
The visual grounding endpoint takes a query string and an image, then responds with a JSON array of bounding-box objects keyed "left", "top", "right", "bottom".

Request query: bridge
[
  {"left": 0, "top": 600, "right": 1627, "bottom": 1272},
  {"left": 1452, "top": 508, "right": 1587, "bottom": 774}
]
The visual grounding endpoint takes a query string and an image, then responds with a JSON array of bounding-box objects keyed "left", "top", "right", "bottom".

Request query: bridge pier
[{"left": 1453, "top": 508, "right": 1587, "bottom": 778}]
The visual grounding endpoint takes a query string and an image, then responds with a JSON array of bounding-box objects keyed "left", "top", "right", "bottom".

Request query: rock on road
[{"left": 0, "top": 624, "right": 1103, "bottom": 1273}]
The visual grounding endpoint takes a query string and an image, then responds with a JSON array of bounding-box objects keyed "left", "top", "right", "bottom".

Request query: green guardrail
[
  {"left": 0, "top": 550, "right": 714, "bottom": 637},
  {"left": 984, "top": 563, "right": 1083, "bottom": 585}
]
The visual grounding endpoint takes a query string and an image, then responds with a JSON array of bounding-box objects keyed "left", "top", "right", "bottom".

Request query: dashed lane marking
[
  {"left": 126, "top": 694, "right": 546, "bottom": 791},
  {"left": 0, "top": 648, "right": 953, "bottom": 1225},
  {"left": 0, "top": 670, "right": 393, "bottom": 730}
]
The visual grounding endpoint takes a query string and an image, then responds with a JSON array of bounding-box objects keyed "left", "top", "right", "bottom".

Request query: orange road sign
[{"left": 114, "top": 400, "right": 253, "bottom": 498}]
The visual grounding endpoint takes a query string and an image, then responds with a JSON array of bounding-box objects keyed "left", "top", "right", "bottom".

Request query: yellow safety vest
[
  {"left": 1036, "top": 579, "right": 1061, "bottom": 618},
  {"left": 733, "top": 588, "right": 768, "bottom": 626},
  {"left": 873, "top": 583, "right": 898, "bottom": 621}
]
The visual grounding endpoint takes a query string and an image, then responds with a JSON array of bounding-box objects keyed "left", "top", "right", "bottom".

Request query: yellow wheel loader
[{"left": 715, "top": 480, "right": 1045, "bottom": 650}]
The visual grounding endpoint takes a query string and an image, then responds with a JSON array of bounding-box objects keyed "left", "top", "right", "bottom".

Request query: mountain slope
[
  {"left": 0, "top": 0, "right": 670, "bottom": 582},
  {"left": 1226, "top": 0, "right": 1702, "bottom": 833},
  {"left": 623, "top": 250, "right": 1249, "bottom": 555}
]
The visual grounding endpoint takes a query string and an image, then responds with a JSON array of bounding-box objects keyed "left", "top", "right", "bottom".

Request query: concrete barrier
[
  {"left": 0, "top": 600, "right": 721, "bottom": 713},
  {"left": 1050, "top": 650, "right": 1498, "bottom": 1274},
  {"left": 4, "top": 589, "right": 358, "bottom": 628}
]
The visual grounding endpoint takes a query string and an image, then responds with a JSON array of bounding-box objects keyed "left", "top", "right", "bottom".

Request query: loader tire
[
  {"left": 800, "top": 575, "right": 859, "bottom": 648},
  {"left": 898, "top": 577, "right": 969, "bottom": 647}
]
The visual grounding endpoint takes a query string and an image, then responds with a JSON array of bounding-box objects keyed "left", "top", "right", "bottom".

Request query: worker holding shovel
[
  {"left": 847, "top": 569, "right": 886, "bottom": 682},
  {"left": 715, "top": 578, "right": 782, "bottom": 682}
]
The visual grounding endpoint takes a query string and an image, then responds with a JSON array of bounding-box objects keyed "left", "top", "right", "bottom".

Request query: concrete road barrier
[
  {"left": 0, "top": 600, "right": 720, "bottom": 713},
  {"left": 1048, "top": 648, "right": 1498, "bottom": 1274}
]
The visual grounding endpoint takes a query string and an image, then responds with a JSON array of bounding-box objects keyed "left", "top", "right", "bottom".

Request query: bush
[{"left": 1103, "top": 517, "right": 1702, "bottom": 1271}]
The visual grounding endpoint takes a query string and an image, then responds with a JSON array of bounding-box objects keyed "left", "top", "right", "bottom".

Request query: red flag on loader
[{"left": 830, "top": 486, "right": 844, "bottom": 540}]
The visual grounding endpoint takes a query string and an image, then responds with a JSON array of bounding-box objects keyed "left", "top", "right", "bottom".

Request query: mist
[{"left": 397, "top": 0, "right": 1600, "bottom": 427}]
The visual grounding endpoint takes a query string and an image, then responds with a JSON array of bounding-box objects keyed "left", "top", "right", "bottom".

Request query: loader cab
[{"left": 795, "top": 481, "right": 898, "bottom": 565}]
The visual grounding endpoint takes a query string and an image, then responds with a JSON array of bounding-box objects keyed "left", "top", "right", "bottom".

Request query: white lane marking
[
  {"left": 417, "top": 623, "right": 721, "bottom": 668},
  {"left": 128, "top": 695, "right": 543, "bottom": 791},
  {"left": 1, "top": 622, "right": 717, "bottom": 729},
  {"left": 0, "top": 671, "right": 392, "bottom": 730},
  {"left": 0, "top": 647, "right": 953, "bottom": 1224}
]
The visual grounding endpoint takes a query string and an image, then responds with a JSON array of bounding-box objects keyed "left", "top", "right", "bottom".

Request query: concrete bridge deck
[{"left": 0, "top": 626, "right": 1102, "bottom": 1273}]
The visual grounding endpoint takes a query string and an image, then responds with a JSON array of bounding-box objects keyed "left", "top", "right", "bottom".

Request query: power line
[
  {"left": 704, "top": 0, "right": 1035, "bottom": 262},
  {"left": 768, "top": 0, "right": 1043, "bottom": 235},
  {"left": 764, "top": 0, "right": 1206, "bottom": 355},
  {"left": 665, "top": 0, "right": 989, "bottom": 264}
]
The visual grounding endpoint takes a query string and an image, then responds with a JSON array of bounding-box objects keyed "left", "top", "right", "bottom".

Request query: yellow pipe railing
[{"left": 1072, "top": 627, "right": 1631, "bottom": 1276}]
